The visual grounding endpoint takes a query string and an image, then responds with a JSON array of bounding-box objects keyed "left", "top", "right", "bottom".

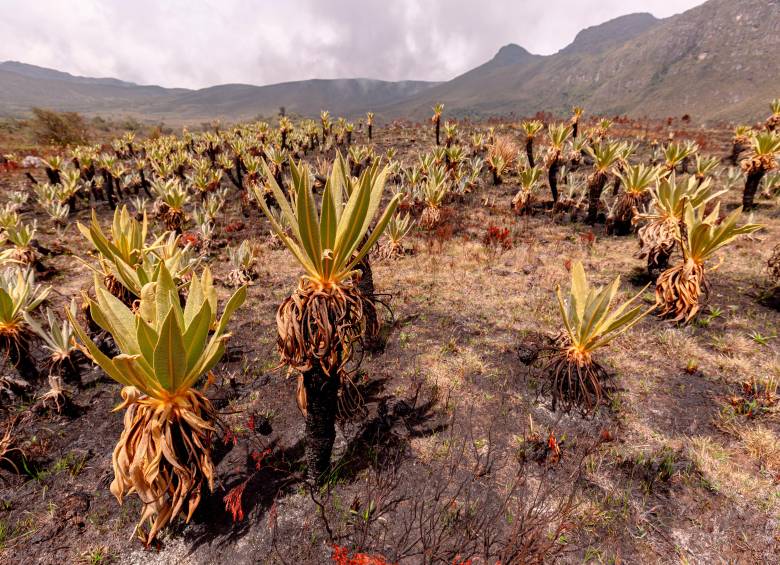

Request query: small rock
[
  {"left": 21, "top": 155, "right": 44, "bottom": 168},
  {"left": 517, "top": 343, "right": 538, "bottom": 365}
]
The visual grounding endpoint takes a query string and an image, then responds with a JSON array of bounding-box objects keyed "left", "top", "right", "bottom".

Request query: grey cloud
[{"left": 0, "top": 0, "right": 706, "bottom": 89}]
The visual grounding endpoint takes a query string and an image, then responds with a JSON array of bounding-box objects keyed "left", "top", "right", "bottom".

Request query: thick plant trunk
[
  {"left": 357, "top": 254, "right": 380, "bottom": 352},
  {"left": 368, "top": 124, "right": 373, "bottom": 141},
  {"left": 435, "top": 119, "right": 441, "bottom": 146},
  {"left": 610, "top": 192, "right": 646, "bottom": 236},
  {"left": 350, "top": 158, "right": 365, "bottom": 179},
  {"left": 729, "top": 142, "right": 744, "bottom": 166},
  {"left": 586, "top": 174, "right": 607, "bottom": 225},
  {"left": 113, "top": 176, "right": 124, "bottom": 200},
  {"left": 302, "top": 367, "right": 339, "bottom": 482},
  {"left": 525, "top": 139, "right": 535, "bottom": 168},
  {"left": 273, "top": 169, "right": 285, "bottom": 195},
  {"left": 84, "top": 164, "right": 95, "bottom": 184},
  {"left": 648, "top": 251, "right": 671, "bottom": 281},
  {"left": 611, "top": 173, "right": 622, "bottom": 197},
  {"left": 611, "top": 218, "right": 633, "bottom": 236},
  {"left": 45, "top": 168, "right": 61, "bottom": 185},
  {"left": 234, "top": 156, "right": 244, "bottom": 191},
  {"left": 101, "top": 170, "right": 117, "bottom": 209},
  {"left": 139, "top": 169, "right": 152, "bottom": 198},
  {"left": 572, "top": 122, "right": 579, "bottom": 140},
  {"left": 743, "top": 170, "right": 765, "bottom": 210},
  {"left": 66, "top": 194, "right": 78, "bottom": 213},
  {"left": 548, "top": 159, "right": 560, "bottom": 203}
]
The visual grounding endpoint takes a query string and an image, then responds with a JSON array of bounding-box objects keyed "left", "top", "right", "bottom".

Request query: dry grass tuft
[
  {"left": 739, "top": 426, "right": 780, "bottom": 475},
  {"left": 487, "top": 135, "right": 519, "bottom": 169}
]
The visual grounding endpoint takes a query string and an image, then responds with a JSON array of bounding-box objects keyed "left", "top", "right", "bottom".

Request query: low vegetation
[{"left": 0, "top": 99, "right": 779, "bottom": 563}]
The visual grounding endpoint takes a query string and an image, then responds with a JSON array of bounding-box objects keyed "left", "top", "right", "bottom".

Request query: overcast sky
[{"left": 0, "top": 0, "right": 706, "bottom": 89}]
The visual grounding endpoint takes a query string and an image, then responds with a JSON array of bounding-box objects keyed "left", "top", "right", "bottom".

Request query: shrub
[{"left": 29, "top": 107, "right": 89, "bottom": 146}]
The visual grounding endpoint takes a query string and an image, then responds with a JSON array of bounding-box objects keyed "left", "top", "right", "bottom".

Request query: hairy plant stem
[
  {"left": 743, "top": 169, "right": 766, "bottom": 210},
  {"left": 548, "top": 159, "right": 560, "bottom": 203},
  {"left": 586, "top": 172, "right": 608, "bottom": 224},
  {"left": 302, "top": 367, "right": 339, "bottom": 482},
  {"left": 525, "top": 138, "right": 535, "bottom": 168}
]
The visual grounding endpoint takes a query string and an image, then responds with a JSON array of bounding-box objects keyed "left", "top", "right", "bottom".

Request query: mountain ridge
[
  {"left": 559, "top": 13, "right": 660, "bottom": 55},
  {"left": 0, "top": 61, "right": 182, "bottom": 91}
]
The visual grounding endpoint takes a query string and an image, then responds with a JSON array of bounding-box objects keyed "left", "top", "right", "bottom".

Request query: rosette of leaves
[
  {"left": 548, "top": 261, "right": 653, "bottom": 414},
  {"left": 69, "top": 264, "right": 246, "bottom": 545},
  {"left": 252, "top": 155, "right": 399, "bottom": 481},
  {"left": 655, "top": 204, "right": 761, "bottom": 322}
]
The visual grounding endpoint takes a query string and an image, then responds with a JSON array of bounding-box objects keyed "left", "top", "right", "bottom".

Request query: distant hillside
[
  {"left": 0, "top": 0, "right": 777, "bottom": 123},
  {"left": 0, "top": 62, "right": 181, "bottom": 116},
  {"left": 0, "top": 61, "right": 439, "bottom": 122},
  {"left": 0, "top": 61, "right": 156, "bottom": 88},
  {"left": 143, "top": 79, "right": 440, "bottom": 121}
]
